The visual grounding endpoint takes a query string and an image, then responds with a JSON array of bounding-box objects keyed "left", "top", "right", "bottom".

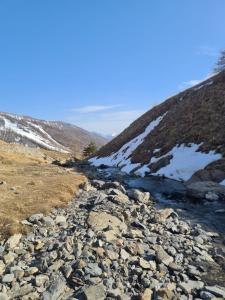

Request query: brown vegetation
[{"left": 0, "top": 142, "right": 86, "bottom": 238}]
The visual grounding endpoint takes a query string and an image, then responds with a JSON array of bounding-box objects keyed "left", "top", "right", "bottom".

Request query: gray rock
[
  {"left": 155, "top": 245, "right": 174, "bottom": 266},
  {"left": 204, "top": 285, "right": 225, "bottom": 298},
  {"left": 55, "top": 215, "right": 67, "bottom": 226},
  {"left": 200, "top": 290, "right": 216, "bottom": 300},
  {"left": 35, "top": 274, "right": 49, "bottom": 286},
  {"left": 85, "top": 263, "right": 102, "bottom": 276},
  {"left": 2, "top": 273, "right": 14, "bottom": 283},
  {"left": 42, "top": 276, "right": 67, "bottom": 300},
  {"left": 127, "top": 189, "right": 150, "bottom": 203},
  {"left": 5, "top": 234, "right": 22, "bottom": 249},
  {"left": 82, "top": 283, "right": 105, "bottom": 300},
  {"left": 42, "top": 216, "right": 55, "bottom": 227},
  {"left": 29, "top": 213, "right": 44, "bottom": 223},
  {"left": 179, "top": 280, "right": 204, "bottom": 294},
  {"left": 186, "top": 181, "right": 225, "bottom": 200},
  {"left": 0, "top": 293, "right": 8, "bottom": 300},
  {"left": 102, "top": 182, "right": 126, "bottom": 194},
  {"left": 0, "top": 260, "right": 5, "bottom": 275},
  {"left": 120, "top": 249, "right": 130, "bottom": 260}
]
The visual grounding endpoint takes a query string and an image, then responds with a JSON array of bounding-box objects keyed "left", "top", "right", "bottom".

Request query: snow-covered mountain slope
[
  {"left": 90, "top": 71, "right": 225, "bottom": 182},
  {"left": 0, "top": 112, "right": 107, "bottom": 153}
]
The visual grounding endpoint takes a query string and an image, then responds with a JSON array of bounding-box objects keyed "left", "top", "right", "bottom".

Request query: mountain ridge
[{"left": 0, "top": 111, "right": 107, "bottom": 154}]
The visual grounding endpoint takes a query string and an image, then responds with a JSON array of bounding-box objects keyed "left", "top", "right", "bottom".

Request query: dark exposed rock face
[{"left": 0, "top": 112, "right": 107, "bottom": 154}]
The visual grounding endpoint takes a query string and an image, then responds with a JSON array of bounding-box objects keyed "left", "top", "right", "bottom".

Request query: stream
[{"left": 95, "top": 166, "right": 225, "bottom": 238}]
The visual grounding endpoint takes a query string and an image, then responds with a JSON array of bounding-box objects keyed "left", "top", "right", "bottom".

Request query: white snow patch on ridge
[
  {"left": 137, "top": 143, "right": 222, "bottom": 181},
  {"left": 0, "top": 116, "right": 68, "bottom": 153},
  {"left": 89, "top": 113, "right": 166, "bottom": 170}
]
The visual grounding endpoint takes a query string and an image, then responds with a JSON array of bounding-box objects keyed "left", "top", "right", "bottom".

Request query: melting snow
[
  {"left": 220, "top": 179, "right": 225, "bottom": 186},
  {"left": 194, "top": 80, "right": 213, "bottom": 91},
  {"left": 150, "top": 143, "right": 222, "bottom": 181},
  {"left": 89, "top": 114, "right": 166, "bottom": 169},
  {"left": 0, "top": 116, "right": 68, "bottom": 153}
]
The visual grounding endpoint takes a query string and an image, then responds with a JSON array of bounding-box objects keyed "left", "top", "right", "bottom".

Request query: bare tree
[{"left": 214, "top": 50, "right": 225, "bottom": 72}]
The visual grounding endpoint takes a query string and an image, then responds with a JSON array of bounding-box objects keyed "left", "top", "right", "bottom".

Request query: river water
[{"left": 96, "top": 167, "right": 225, "bottom": 237}]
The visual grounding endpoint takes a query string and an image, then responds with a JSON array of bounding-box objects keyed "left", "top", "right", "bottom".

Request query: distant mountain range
[
  {"left": 90, "top": 71, "right": 225, "bottom": 183},
  {"left": 0, "top": 112, "right": 107, "bottom": 154}
]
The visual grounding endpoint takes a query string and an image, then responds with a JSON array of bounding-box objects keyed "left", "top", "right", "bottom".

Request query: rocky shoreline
[{"left": 0, "top": 178, "right": 225, "bottom": 299}]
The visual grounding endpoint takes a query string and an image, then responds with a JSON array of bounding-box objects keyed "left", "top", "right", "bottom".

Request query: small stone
[
  {"left": 102, "top": 230, "right": 118, "bottom": 242},
  {"left": 5, "top": 234, "right": 22, "bottom": 249},
  {"left": 139, "top": 288, "right": 153, "bottom": 300},
  {"left": 3, "top": 252, "right": 16, "bottom": 264},
  {"left": 120, "top": 249, "right": 130, "bottom": 260},
  {"left": 88, "top": 211, "right": 127, "bottom": 232},
  {"left": 106, "top": 250, "right": 119, "bottom": 260},
  {"left": 34, "top": 240, "right": 45, "bottom": 250},
  {"left": 158, "top": 288, "right": 174, "bottom": 300},
  {"left": 29, "top": 213, "right": 43, "bottom": 223},
  {"left": 25, "top": 267, "right": 39, "bottom": 276},
  {"left": 85, "top": 263, "right": 102, "bottom": 276},
  {"left": 2, "top": 273, "right": 14, "bottom": 283},
  {"left": 42, "top": 276, "right": 67, "bottom": 300},
  {"left": 179, "top": 280, "right": 204, "bottom": 294},
  {"left": 200, "top": 290, "right": 216, "bottom": 299},
  {"left": 0, "top": 293, "right": 8, "bottom": 300},
  {"left": 82, "top": 283, "right": 105, "bottom": 300},
  {"left": 204, "top": 285, "right": 225, "bottom": 298},
  {"left": 155, "top": 208, "right": 177, "bottom": 222},
  {"left": 55, "top": 215, "right": 67, "bottom": 226},
  {"left": 62, "top": 265, "right": 72, "bottom": 278},
  {"left": 95, "top": 247, "right": 105, "bottom": 258},
  {"left": 0, "top": 260, "right": 5, "bottom": 275},
  {"left": 155, "top": 245, "right": 174, "bottom": 266},
  {"left": 42, "top": 216, "right": 55, "bottom": 227},
  {"left": 168, "top": 262, "right": 182, "bottom": 272},
  {"left": 128, "top": 189, "right": 150, "bottom": 203},
  {"left": 35, "top": 274, "right": 49, "bottom": 287},
  {"left": 139, "top": 258, "right": 151, "bottom": 270}
]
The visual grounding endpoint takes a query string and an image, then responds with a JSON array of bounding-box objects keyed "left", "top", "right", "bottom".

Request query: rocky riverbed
[{"left": 0, "top": 177, "right": 225, "bottom": 299}]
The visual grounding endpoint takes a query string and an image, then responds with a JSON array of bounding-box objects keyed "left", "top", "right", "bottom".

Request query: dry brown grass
[{"left": 0, "top": 142, "right": 86, "bottom": 238}]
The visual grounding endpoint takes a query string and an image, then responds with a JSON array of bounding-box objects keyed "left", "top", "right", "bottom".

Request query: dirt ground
[{"left": 0, "top": 141, "right": 86, "bottom": 238}]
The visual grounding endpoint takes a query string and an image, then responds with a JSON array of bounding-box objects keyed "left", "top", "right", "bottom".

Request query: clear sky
[{"left": 0, "top": 1, "right": 225, "bottom": 136}]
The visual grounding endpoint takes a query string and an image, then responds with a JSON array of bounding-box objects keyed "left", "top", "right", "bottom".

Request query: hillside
[
  {"left": 0, "top": 112, "right": 107, "bottom": 154},
  {"left": 90, "top": 71, "right": 225, "bottom": 182}
]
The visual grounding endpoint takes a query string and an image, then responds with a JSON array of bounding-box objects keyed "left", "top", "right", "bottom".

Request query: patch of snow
[
  {"left": 151, "top": 143, "right": 222, "bottom": 181},
  {"left": 28, "top": 122, "right": 66, "bottom": 149},
  {"left": 89, "top": 113, "right": 166, "bottom": 170},
  {"left": 194, "top": 80, "right": 213, "bottom": 91},
  {"left": 135, "top": 165, "right": 150, "bottom": 177},
  {"left": 153, "top": 148, "right": 161, "bottom": 154},
  {"left": 0, "top": 116, "right": 68, "bottom": 153},
  {"left": 220, "top": 179, "right": 225, "bottom": 186}
]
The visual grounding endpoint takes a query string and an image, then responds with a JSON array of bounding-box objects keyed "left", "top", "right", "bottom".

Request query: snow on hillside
[
  {"left": 0, "top": 115, "right": 69, "bottom": 153},
  {"left": 136, "top": 143, "right": 222, "bottom": 181},
  {"left": 90, "top": 112, "right": 222, "bottom": 181},
  {"left": 89, "top": 113, "right": 166, "bottom": 172}
]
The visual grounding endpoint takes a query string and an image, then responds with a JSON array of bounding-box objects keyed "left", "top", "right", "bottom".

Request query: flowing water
[{"left": 97, "top": 167, "right": 225, "bottom": 237}]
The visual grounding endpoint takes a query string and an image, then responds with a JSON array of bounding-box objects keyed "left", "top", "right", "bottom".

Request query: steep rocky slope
[
  {"left": 90, "top": 71, "right": 225, "bottom": 182},
  {"left": 0, "top": 112, "right": 107, "bottom": 154}
]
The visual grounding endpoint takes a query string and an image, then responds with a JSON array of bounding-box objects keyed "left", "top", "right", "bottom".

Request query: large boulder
[
  {"left": 87, "top": 212, "right": 127, "bottom": 232},
  {"left": 186, "top": 181, "right": 225, "bottom": 200}
]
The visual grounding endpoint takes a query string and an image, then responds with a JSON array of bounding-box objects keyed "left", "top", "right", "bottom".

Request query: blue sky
[{"left": 0, "top": 1, "right": 225, "bottom": 135}]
